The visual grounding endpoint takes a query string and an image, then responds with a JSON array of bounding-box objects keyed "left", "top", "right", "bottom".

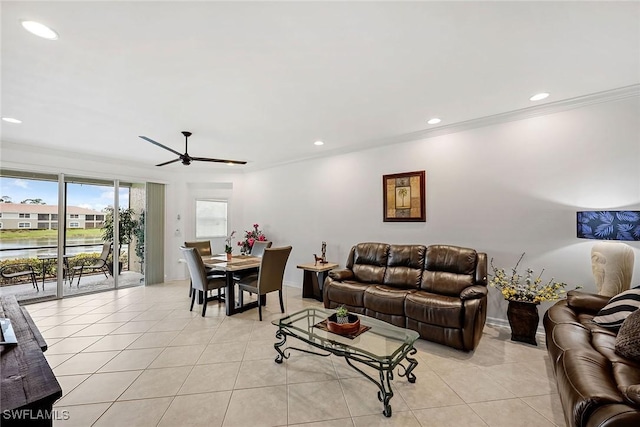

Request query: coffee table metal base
[{"left": 274, "top": 328, "right": 418, "bottom": 417}]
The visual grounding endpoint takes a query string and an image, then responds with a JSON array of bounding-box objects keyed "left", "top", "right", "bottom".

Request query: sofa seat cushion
[
  {"left": 363, "top": 286, "right": 415, "bottom": 316},
  {"left": 405, "top": 291, "right": 463, "bottom": 329},
  {"left": 556, "top": 349, "right": 627, "bottom": 427},
  {"left": 324, "top": 281, "right": 370, "bottom": 308}
]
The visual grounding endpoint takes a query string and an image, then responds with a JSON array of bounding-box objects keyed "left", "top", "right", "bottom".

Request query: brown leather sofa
[
  {"left": 543, "top": 291, "right": 640, "bottom": 427},
  {"left": 323, "top": 243, "right": 488, "bottom": 351}
]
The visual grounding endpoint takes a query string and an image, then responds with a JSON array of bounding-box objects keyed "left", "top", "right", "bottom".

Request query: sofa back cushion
[
  {"left": 383, "top": 244, "right": 426, "bottom": 289},
  {"left": 421, "top": 245, "right": 478, "bottom": 296},
  {"left": 348, "top": 243, "right": 389, "bottom": 284}
]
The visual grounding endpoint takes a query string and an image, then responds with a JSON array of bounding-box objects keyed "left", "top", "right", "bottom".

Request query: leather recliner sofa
[
  {"left": 323, "top": 243, "right": 488, "bottom": 351},
  {"left": 543, "top": 291, "right": 640, "bottom": 427}
]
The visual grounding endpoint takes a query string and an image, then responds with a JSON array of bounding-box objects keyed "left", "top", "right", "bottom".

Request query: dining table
[{"left": 201, "top": 254, "right": 263, "bottom": 316}]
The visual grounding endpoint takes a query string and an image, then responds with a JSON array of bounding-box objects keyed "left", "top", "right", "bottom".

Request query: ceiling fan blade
[
  {"left": 156, "top": 158, "right": 182, "bottom": 167},
  {"left": 139, "top": 136, "right": 183, "bottom": 157},
  {"left": 191, "top": 157, "right": 247, "bottom": 165}
]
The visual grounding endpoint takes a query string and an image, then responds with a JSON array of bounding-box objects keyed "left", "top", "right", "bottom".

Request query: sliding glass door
[{"left": 1, "top": 169, "right": 148, "bottom": 301}]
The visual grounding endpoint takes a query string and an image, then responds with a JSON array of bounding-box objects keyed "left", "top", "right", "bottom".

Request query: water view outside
[{"left": 0, "top": 176, "right": 145, "bottom": 301}]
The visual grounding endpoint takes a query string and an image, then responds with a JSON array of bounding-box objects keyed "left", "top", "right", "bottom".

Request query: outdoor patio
[{"left": 0, "top": 271, "right": 145, "bottom": 303}]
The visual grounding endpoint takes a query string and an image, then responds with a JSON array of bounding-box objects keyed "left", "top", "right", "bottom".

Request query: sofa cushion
[
  {"left": 363, "top": 285, "right": 414, "bottom": 316},
  {"left": 323, "top": 280, "right": 370, "bottom": 308},
  {"left": 616, "top": 309, "right": 640, "bottom": 362},
  {"left": 405, "top": 291, "right": 463, "bottom": 328},
  {"left": 421, "top": 245, "right": 477, "bottom": 296},
  {"left": 351, "top": 243, "right": 389, "bottom": 284},
  {"left": 619, "top": 384, "right": 640, "bottom": 405},
  {"left": 593, "top": 287, "right": 640, "bottom": 329},
  {"left": 382, "top": 244, "right": 426, "bottom": 289}
]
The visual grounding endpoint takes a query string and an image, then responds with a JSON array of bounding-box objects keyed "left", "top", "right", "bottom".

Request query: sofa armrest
[
  {"left": 460, "top": 285, "right": 488, "bottom": 300},
  {"left": 328, "top": 269, "right": 354, "bottom": 281},
  {"left": 567, "top": 290, "right": 610, "bottom": 314}
]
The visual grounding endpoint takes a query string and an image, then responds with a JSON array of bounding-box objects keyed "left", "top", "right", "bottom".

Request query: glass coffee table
[{"left": 272, "top": 307, "right": 419, "bottom": 417}]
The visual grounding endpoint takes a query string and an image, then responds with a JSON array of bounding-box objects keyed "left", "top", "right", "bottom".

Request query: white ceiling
[{"left": 2, "top": 1, "right": 639, "bottom": 171}]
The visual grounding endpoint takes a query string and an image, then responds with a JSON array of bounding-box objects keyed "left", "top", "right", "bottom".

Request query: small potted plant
[
  {"left": 225, "top": 231, "right": 236, "bottom": 261},
  {"left": 327, "top": 305, "right": 360, "bottom": 335},
  {"left": 335, "top": 305, "right": 350, "bottom": 324}
]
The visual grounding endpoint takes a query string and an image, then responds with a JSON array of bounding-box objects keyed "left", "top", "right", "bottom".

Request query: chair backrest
[
  {"left": 184, "top": 240, "right": 212, "bottom": 257},
  {"left": 256, "top": 246, "right": 292, "bottom": 294},
  {"left": 99, "top": 242, "right": 112, "bottom": 261},
  {"left": 180, "top": 246, "right": 207, "bottom": 292},
  {"left": 250, "top": 240, "right": 272, "bottom": 257}
]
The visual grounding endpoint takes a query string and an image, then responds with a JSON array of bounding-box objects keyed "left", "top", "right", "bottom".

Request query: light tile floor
[{"left": 22, "top": 281, "right": 566, "bottom": 427}]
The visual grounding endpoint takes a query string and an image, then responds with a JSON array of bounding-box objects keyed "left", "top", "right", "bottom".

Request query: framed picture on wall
[{"left": 383, "top": 170, "right": 426, "bottom": 222}]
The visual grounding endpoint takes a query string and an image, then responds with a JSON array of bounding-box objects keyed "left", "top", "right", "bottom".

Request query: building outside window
[
  {"left": 38, "top": 222, "right": 48, "bottom": 229},
  {"left": 69, "top": 214, "right": 79, "bottom": 219},
  {"left": 18, "top": 222, "right": 31, "bottom": 228},
  {"left": 38, "top": 214, "right": 49, "bottom": 220},
  {"left": 69, "top": 222, "right": 80, "bottom": 228},
  {"left": 18, "top": 213, "right": 30, "bottom": 218}
]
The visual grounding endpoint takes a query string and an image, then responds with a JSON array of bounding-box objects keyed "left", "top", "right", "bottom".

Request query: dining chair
[
  {"left": 71, "top": 242, "right": 111, "bottom": 287},
  {"left": 235, "top": 246, "right": 292, "bottom": 321},
  {"left": 180, "top": 246, "right": 226, "bottom": 317},
  {"left": 184, "top": 240, "right": 224, "bottom": 297},
  {"left": 233, "top": 241, "right": 272, "bottom": 283}
]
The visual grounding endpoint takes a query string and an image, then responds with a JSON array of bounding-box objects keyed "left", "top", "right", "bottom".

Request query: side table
[{"left": 297, "top": 262, "right": 338, "bottom": 302}]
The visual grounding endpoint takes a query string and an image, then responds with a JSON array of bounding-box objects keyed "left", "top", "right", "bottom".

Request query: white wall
[
  {"left": 2, "top": 96, "right": 639, "bottom": 326},
  {"left": 242, "top": 96, "right": 640, "bottom": 324}
]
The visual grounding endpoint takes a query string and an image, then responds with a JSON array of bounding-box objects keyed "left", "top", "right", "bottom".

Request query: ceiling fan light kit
[{"left": 139, "top": 131, "right": 247, "bottom": 166}]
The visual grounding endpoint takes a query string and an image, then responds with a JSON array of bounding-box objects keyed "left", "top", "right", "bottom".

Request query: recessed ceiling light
[
  {"left": 21, "top": 20, "right": 59, "bottom": 40},
  {"left": 529, "top": 92, "right": 549, "bottom": 101},
  {"left": 314, "top": 140, "right": 324, "bottom": 146},
  {"left": 2, "top": 117, "right": 22, "bottom": 124},
  {"left": 427, "top": 118, "right": 441, "bottom": 125}
]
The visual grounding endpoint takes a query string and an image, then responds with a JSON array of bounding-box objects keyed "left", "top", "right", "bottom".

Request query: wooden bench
[{"left": 1, "top": 296, "right": 62, "bottom": 426}]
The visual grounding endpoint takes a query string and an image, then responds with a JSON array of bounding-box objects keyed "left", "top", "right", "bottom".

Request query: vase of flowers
[
  {"left": 225, "top": 231, "right": 236, "bottom": 261},
  {"left": 237, "top": 223, "right": 267, "bottom": 255},
  {"left": 489, "top": 253, "right": 570, "bottom": 345}
]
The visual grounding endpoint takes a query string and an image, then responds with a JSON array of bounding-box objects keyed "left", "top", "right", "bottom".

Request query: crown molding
[{"left": 247, "top": 84, "right": 640, "bottom": 172}]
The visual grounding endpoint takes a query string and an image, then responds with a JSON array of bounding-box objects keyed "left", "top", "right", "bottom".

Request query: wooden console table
[
  {"left": 0, "top": 296, "right": 62, "bottom": 426},
  {"left": 297, "top": 262, "right": 338, "bottom": 302}
]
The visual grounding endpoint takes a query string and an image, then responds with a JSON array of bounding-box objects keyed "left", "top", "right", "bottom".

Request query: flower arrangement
[
  {"left": 237, "top": 223, "right": 267, "bottom": 254},
  {"left": 224, "top": 231, "right": 236, "bottom": 254},
  {"left": 489, "top": 253, "right": 570, "bottom": 303}
]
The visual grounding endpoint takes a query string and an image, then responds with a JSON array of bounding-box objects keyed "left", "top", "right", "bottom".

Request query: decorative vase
[
  {"left": 226, "top": 252, "right": 232, "bottom": 261},
  {"left": 506, "top": 300, "right": 539, "bottom": 345}
]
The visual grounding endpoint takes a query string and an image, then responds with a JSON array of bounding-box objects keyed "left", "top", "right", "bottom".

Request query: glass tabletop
[{"left": 272, "top": 307, "right": 419, "bottom": 364}]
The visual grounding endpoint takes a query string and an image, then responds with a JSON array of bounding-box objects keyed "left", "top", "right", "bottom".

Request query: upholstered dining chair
[
  {"left": 180, "top": 246, "right": 226, "bottom": 317},
  {"left": 233, "top": 241, "right": 272, "bottom": 283},
  {"left": 184, "top": 240, "right": 224, "bottom": 297},
  {"left": 235, "top": 246, "right": 292, "bottom": 321}
]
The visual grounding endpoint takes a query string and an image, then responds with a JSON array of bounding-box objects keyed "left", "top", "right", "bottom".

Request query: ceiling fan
[{"left": 139, "top": 131, "right": 247, "bottom": 166}]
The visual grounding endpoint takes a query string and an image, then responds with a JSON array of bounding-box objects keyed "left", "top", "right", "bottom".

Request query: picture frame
[{"left": 383, "top": 170, "right": 426, "bottom": 222}]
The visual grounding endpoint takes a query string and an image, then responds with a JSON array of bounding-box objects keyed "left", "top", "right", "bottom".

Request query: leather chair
[
  {"left": 233, "top": 241, "right": 272, "bottom": 282},
  {"left": 184, "top": 240, "right": 224, "bottom": 297},
  {"left": 235, "top": 246, "right": 292, "bottom": 320},
  {"left": 180, "top": 246, "right": 226, "bottom": 317}
]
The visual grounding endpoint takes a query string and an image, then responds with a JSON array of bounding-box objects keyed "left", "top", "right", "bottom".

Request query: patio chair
[
  {"left": 71, "top": 242, "right": 111, "bottom": 287},
  {"left": 180, "top": 246, "right": 226, "bottom": 317},
  {"left": 236, "top": 246, "right": 292, "bottom": 321},
  {"left": 0, "top": 263, "right": 39, "bottom": 291}
]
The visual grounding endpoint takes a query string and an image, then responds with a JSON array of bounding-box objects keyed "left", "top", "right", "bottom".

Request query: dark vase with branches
[{"left": 101, "top": 207, "right": 139, "bottom": 275}]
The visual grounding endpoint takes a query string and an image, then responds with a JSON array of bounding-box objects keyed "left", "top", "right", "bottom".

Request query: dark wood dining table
[{"left": 202, "top": 254, "right": 262, "bottom": 316}]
